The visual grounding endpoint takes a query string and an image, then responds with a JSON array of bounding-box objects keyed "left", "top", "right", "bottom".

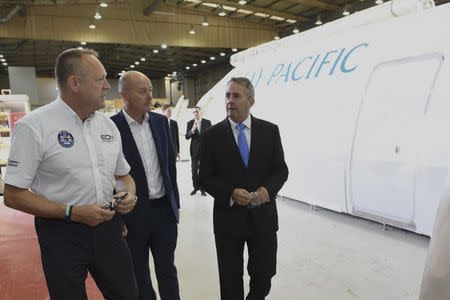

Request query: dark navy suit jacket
[{"left": 111, "top": 110, "right": 180, "bottom": 225}]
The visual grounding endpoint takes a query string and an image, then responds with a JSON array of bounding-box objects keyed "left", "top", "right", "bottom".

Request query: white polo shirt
[{"left": 4, "top": 97, "right": 130, "bottom": 206}]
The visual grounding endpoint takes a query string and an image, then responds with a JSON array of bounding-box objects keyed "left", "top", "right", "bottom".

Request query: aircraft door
[{"left": 348, "top": 54, "right": 443, "bottom": 230}]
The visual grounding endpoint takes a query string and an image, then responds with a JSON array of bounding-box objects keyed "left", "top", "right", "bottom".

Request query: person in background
[
  {"left": 112, "top": 71, "right": 180, "bottom": 300},
  {"left": 3, "top": 48, "right": 138, "bottom": 300},
  {"left": 162, "top": 104, "right": 180, "bottom": 160},
  {"left": 185, "top": 106, "right": 211, "bottom": 196},
  {"left": 199, "top": 77, "right": 288, "bottom": 300}
]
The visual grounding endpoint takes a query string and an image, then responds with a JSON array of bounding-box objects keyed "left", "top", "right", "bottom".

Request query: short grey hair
[
  {"left": 55, "top": 48, "right": 99, "bottom": 89},
  {"left": 228, "top": 77, "right": 255, "bottom": 99}
]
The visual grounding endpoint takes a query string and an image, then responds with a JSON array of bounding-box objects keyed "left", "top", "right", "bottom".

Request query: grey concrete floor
[{"left": 149, "top": 161, "right": 429, "bottom": 300}]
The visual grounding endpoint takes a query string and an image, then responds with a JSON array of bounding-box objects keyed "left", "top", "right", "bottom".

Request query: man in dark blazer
[
  {"left": 111, "top": 71, "right": 180, "bottom": 300},
  {"left": 199, "top": 77, "right": 288, "bottom": 300},
  {"left": 185, "top": 106, "right": 211, "bottom": 196},
  {"left": 162, "top": 104, "right": 180, "bottom": 160}
]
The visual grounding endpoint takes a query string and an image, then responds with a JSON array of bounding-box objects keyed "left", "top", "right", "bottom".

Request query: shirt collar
[
  {"left": 122, "top": 109, "right": 149, "bottom": 126},
  {"left": 56, "top": 96, "right": 95, "bottom": 123},
  {"left": 228, "top": 114, "right": 251, "bottom": 130}
]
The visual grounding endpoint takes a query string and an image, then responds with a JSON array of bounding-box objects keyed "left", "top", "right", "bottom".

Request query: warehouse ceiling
[{"left": 0, "top": 0, "right": 449, "bottom": 78}]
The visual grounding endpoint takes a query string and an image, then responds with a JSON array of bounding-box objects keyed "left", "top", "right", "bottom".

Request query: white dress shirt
[
  {"left": 195, "top": 118, "right": 202, "bottom": 133},
  {"left": 123, "top": 109, "right": 165, "bottom": 199}
]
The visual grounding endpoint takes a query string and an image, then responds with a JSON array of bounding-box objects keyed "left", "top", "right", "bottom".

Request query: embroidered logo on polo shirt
[
  {"left": 7, "top": 159, "right": 19, "bottom": 167},
  {"left": 58, "top": 130, "right": 74, "bottom": 148},
  {"left": 100, "top": 135, "right": 115, "bottom": 143}
]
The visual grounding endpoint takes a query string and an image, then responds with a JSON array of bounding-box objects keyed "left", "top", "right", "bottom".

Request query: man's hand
[
  {"left": 191, "top": 121, "right": 198, "bottom": 132},
  {"left": 232, "top": 188, "right": 253, "bottom": 206},
  {"left": 115, "top": 192, "right": 137, "bottom": 215},
  {"left": 71, "top": 204, "right": 115, "bottom": 227},
  {"left": 251, "top": 187, "right": 270, "bottom": 207}
]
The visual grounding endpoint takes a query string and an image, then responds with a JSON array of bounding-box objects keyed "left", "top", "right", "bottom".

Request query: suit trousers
[
  {"left": 214, "top": 228, "right": 277, "bottom": 300},
  {"left": 35, "top": 215, "right": 138, "bottom": 300},
  {"left": 191, "top": 157, "right": 200, "bottom": 191},
  {"left": 126, "top": 195, "right": 180, "bottom": 300}
]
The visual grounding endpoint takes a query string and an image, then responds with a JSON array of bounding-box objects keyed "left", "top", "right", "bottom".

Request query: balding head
[
  {"left": 118, "top": 71, "right": 148, "bottom": 93},
  {"left": 119, "top": 71, "right": 153, "bottom": 121}
]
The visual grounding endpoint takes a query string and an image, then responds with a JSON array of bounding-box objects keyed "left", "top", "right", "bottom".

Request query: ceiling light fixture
[
  {"left": 161, "top": 44, "right": 168, "bottom": 49},
  {"left": 274, "top": 35, "right": 280, "bottom": 40},
  {"left": 89, "top": 23, "right": 96, "bottom": 29},
  {"left": 130, "top": 65, "right": 135, "bottom": 68},
  {"left": 201, "top": 16, "right": 209, "bottom": 27},
  {"left": 218, "top": 5, "right": 226, "bottom": 16},
  {"left": 80, "top": 41, "right": 87, "bottom": 45},
  {"left": 186, "top": 66, "right": 190, "bottom": 70},
  {"left": 3, "top": 62, "right": 7, "bottom": 66},
  {"left": 140, "top": 57, "right": 146, "bottom": 61},
  {"left": 189, "top": 25, "right": 196, "bottom": 35},
  {"left": 342, "top": 4, "right": 350, "bottom": 15},
  {"left": 0, "top": 59, "right": 5, "bottom": 62},
  {"left": 77, "top": 46, "right": 83, "bottom": 50},
  {"left": 220, "top": 52, "right": 225, "bottom": 56},
  {"left": 292, "top": 26, "right": 299, "bottom": 34},
  {"left": 232, "top": 48, "right": 238, "bottom": 52},
  {"left": 100, "top": 1, "right": 108, "bottom": 7},
  {"left": 153, "top": 49, "right": 159, "bottom": 53},
  {"left": 135, "top": 61, "right": 140, "bottom": 65},
  {"left": 193, "top": 63, "right": 197, "bottom": 66},
  {"left": 94, "top": 10, "right": 102, "bottom": 20},
  {"left": 201, "top": 60, "right": 206, "bottom": 64},
  {"left": 375, "top": 0, "right": 383, "bottom": 4},
  {"left": 315, "top": 16, "right": 322, "bottom": 25},
  {"left": 0, "top": 55, "right": 3, "bottom": 58},
  {"left": 210, "top": 56, "right": 215, "bottom": 60},
  {"left": 238, "top": 0, "right": 247, "bottom": 4}
]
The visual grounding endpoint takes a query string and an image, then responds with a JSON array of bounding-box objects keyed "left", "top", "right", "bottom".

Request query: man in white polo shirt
[{"left": 3, "top": 48, "right": 139, "bottom": 300}]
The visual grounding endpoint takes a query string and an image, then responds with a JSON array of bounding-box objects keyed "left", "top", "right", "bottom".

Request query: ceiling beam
[
  {"left": 201, "top": 0, "right": 310, "bottom": 22},
  {"left": 294, "top": 0, "right": 341, "bottom": 11},
  {"left": 0, "top": 10, "right": 274, "bottom": 49},
  {"left": 144, "top": 0, "right": 164, "bottom": 16}
]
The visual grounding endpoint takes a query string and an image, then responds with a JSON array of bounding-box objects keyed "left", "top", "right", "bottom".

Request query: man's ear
[
  {"left": 67, "top": 75, "right": 80, "bottom": 93},
  {"left": 120, "top": 90, "right": 130, "bottom": 106}
]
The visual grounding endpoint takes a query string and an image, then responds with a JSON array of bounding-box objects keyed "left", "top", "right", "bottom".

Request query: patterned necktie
[{"left": 236, "top": 123, "right": 249, "bottom": 167}]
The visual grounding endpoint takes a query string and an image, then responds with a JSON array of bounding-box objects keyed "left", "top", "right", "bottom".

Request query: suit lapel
[
  {"left": 247, "top": 115, "right": 258, "bottom": 169},
  {"left": 117, "top": 111, "right": 146, "bottom": 175},
  {"left": 147, "top": 113, "right": 163, "bottom": 164}
]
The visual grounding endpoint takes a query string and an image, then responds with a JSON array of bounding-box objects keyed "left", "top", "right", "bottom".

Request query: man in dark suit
[
  {"left": 111, "top": 71, "right": 180, "bottom": 300},
  {"left": 185, "top": 106, "right": 211, "bottom": 196},
  {"left": 199, "top": 77, "right": 288, "bottom": 300},
  {"left": 162, "top": 104, "right": 180, "bottom": 160}
]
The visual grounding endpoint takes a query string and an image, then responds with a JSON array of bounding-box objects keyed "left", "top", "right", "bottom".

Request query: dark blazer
[
  {"left": 111, "top": 111, "right": 180, "bottom": 225},
  {"left": 169, "top": 119, "right": 180, "bottom": 155},
  {"left": 185, "top": 118, "right": 212, "bottom": 159},
  {"left": 199, "top": 116, "right": 288, "bottom": 236}
]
